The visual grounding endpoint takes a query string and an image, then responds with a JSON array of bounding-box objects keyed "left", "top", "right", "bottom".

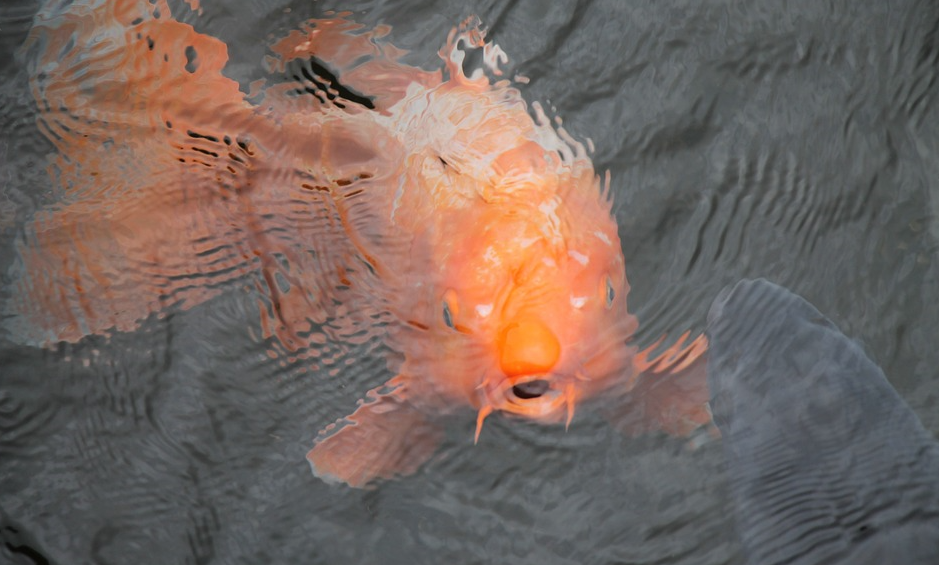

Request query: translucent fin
[
  {"left": 605, "top": 332, "right": 712, "bottom": 437},
  {"left": 307, "top": 376, "right": 444, "bottom": 488}
]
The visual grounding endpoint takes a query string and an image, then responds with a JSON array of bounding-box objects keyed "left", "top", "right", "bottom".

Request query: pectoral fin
[
  {"left": 307, "top": 376, "right": 444, "bottom": 488},
  {"left": 607, "top": 332, "right": 712, "bottom": 437}
]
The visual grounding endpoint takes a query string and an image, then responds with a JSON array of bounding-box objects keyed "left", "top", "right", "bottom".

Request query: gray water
[{"left": 2, "top": 0, "right": 938, "bottom": 564}]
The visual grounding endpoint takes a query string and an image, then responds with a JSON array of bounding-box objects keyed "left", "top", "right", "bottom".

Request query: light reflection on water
[{"left": 1, "top": 0, "right": 938, "bottom": 564}]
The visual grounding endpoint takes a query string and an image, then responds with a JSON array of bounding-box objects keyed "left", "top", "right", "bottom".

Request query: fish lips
[{"left": 482, "top": 372, "right": 577, "bottom": 424}]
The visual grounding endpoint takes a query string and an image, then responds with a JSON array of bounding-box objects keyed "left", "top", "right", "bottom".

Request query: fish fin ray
[
  {"left": 605, "top": 332, "right": 712, "bottom": 437},
  {"left": 307, "top": 376, "right": 444, "bottom": 488}
]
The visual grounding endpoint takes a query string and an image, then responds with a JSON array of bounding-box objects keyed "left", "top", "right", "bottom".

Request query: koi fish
[
  {"left": 10, "top": 0, "right": 710, "bottom": 487},
  {"left": 707, "top": 279, "right": 939, "bottom": 564}
]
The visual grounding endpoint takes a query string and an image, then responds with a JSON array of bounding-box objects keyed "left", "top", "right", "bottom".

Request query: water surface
[{"left": 2, "top": 0, "right": 938, "bottom": 563}]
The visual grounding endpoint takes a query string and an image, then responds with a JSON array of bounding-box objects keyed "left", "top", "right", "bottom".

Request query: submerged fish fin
[
  {"left": 606, "top": 332, "right": 713, "bottom": 437},
  {"left": 307, "top": 376, "right": 444, "bottom": 488},
  {"left": 10, "top": 1, "right": 400, "bottom": 346},
  {"left": 264, "top": 17, "right": 442, "bottom": 115},
  {"left": 632, "top": 331, "right": 708, "bottom": 376}
]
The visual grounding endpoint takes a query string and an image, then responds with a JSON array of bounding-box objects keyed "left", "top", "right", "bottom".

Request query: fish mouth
[
  {"left": 474, "top": 373, "right": 577, "bottom": 442},
  {"left": 500, "top": 375, "right": 569, "bottom": 417},
  {"left": 511, "top": 379, "right": 551, "bottom": 400}
]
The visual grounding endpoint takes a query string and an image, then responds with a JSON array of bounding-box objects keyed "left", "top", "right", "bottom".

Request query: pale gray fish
[{"left": 706, "top": 278, "right": 939, "bottom": 565}]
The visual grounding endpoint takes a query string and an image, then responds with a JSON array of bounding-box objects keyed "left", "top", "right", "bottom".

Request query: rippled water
[{"left": 2, "top": 0, "right": 938, "bottom": 564}]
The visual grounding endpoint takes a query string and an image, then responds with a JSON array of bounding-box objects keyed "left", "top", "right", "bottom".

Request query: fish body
[
  {"left": 707, "top": 279, "right": 939, "bottom": 564},
  {"left": 10, "top": 1, "right": 710, "bottom": 487},
  {"left": 379, "top": 67, "right": 635, "bottom": 424},
  {"left": 290, "top": 21, "right": 656, "bottom": 485}
]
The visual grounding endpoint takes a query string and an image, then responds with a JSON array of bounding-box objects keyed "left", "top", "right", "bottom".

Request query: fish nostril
[{"left": 511, "top": 379, "right": 550, "bottom": 400}]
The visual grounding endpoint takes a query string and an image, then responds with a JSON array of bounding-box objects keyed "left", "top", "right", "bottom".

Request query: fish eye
[
  {"left": 442, "top": 289, "right": 459, "bottom": 329},
  {"left": 605, "top": 277, "right": 615, "bottom": 309},
  {"left": 442, "top": 301, "right": 455, "bottom": 329}
]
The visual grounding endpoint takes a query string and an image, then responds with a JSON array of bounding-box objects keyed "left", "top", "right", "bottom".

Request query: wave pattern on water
[{"left": 1, "top": 0, "right": 938, "bottom": 564}]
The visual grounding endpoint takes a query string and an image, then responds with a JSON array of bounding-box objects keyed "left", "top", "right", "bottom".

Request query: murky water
[{"left": 2, "top": 0, "right": 938, "bottom": 564}]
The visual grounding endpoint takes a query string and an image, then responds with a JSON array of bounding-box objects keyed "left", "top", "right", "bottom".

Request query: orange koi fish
[{"left": 9, "top": 0, "right": 709, "bottom": 487}]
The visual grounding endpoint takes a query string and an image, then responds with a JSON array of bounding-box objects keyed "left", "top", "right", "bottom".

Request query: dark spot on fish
[
  {"left": 512, "top": 380, "right": 550, "bottom": 400},
  {"left": 131, "top": 17, "right": 144, "bottom": 26},
  {"left": 187, "top": 130, "right": 219, "bottom": 143},
  {"left": 191, "top": 147, "right": 219, "bottom": 158},
  {"left": 335, "top": 179, "right": 351, "bottom": 187},
  {"left": 165, "top": 120, "right": 173, "bottom": 129},
  {"left": 184, "top": 45, "right": 198, "bottom": 73},
  {"left": 359, "top": 256, "right": 378, "bottom": 277},
  {"left": 236, "top": 139, "right": 253, "bottom": 155},
  {"left": 286, "top": 57, "right": 376, "bottom": 110},
  {"left": 223, "top": 135, "right": 231, "bottom": 145},
  {"left": 146, "top": 36, "right": 155, "bottom": 51}
]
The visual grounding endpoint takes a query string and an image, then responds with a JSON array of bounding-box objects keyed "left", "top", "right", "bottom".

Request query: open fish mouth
[
  {"left": 501, "top": 375, "right": 569, "bottom": 416},
  {"left": 475, "top": 373, "right": 577, "bottom": 442},
  {"left": 511, "top": 379, "right": 551, "bottom": 399}
]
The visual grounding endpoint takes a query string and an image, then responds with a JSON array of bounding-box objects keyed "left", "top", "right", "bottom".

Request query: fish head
[
  {"left": 419, "top": 184, "right": 638, "bottom": 436},
  {"left": 488, "top": 217, "right": 634, "bottom": 430},
  {"left": 388, "top": 81, "right": 638, "bottom": 436}
]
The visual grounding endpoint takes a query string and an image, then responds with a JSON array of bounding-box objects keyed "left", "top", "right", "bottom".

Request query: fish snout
[
  {"left": 479, "top": 319, "right": 574, "bottom": 424},
  {"left": 498, "top": 318, "right": 561, "bottom": 377}
]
